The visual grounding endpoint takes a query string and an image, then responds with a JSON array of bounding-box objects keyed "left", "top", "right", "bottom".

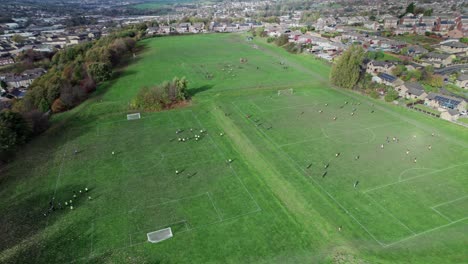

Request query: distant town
[{"left": 1, "top": 0, "right": 467, "bottom": 123}]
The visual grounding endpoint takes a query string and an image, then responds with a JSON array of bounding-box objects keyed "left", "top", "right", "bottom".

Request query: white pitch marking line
[
  {"left": 365, "top": 193, "right": 416, "bottom": 235},
  {"left": 364, "top": 163, "right": 468, "bottom": 194},
  {"left": 207, "top": 192, "right": 223, "bottom": 221},
  {"left": 383, "top": 217, "right": 468, "bottom": 248},
  {"left": 430, "top": 207, "right": 453, "bottom": 222},
  {"left": 431, "top": 195, "right": 468, "bottom": 209}
]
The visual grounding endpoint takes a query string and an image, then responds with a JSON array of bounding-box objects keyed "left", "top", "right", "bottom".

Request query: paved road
[{"left": 435, "top": 64, "right": 468, "bottom": 75}]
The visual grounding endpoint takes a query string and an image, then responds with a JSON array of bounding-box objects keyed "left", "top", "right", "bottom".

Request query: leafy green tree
[
  {"left": 131, "top": 77, "right": 188, "bottom": 111},
  {"left": 406, "top": 2, "right": 416, "bottom": 14},
  {"left": 384, "top": 89, "right": 399, "bottom": 102},
  {"left": 275, "top": 34, "right": 289, "bottom": 46},
  {"left": 369, "top": 90, "right": 379, "bottom": 99},
  {"left": 0, "top": 110, "right": 31, "bottom": 157},
  {"left": 392, "top": 65, "right": 407, "bottom": 77},
  {"left": 88, "top": 63, "right": 112, "bottom": 83},
  {"left": 11, "top": 34, "right": 25, "bottom": 44},
  {"left": 330, "top": 45, "right": 365, "bottom": 89},
  {"left": 423, "top": 9, "right": 433, "bottom": 16}
]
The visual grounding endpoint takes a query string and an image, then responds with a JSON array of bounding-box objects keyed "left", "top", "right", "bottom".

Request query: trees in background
[
  {"left": 330, "top": 45, "right": 365, "bottom": 89},
  {"left": 0, "top": 111, "right": 31, "bottom": 161},
  {"left": 21, "top": 25, "right": 143, "bottom": 114}
]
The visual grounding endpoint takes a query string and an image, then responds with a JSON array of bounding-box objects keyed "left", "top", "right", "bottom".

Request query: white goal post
[
  {"left": 277, "top": 88, "right": 294, "bottom": 96},
  {"left": 127, "top": 113, "right": 141, "bottom": 120},
  {"left": 147, "top": 227, "right": 173, "bottom": 243}
]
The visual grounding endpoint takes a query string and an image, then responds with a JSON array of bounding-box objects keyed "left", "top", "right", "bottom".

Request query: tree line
[{"left": 1, "top": 24, "right": 149, "bottom": 162}]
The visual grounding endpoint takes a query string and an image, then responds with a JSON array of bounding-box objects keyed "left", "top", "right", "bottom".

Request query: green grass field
[
  {"left": 132, "top": 0, "right": 195, "bottom": 10},
  {"left": 1, "top": 34, "right": 467, "bottom": 263}
]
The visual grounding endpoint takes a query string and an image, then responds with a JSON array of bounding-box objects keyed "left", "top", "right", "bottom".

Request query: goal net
[
  {"left": 127, "top": 113, "right": 141, "bottom": 120},
  {"left": 147, "top": 227, "right": 173, "bottom": 243},
  {"left": 277, "top": 88, "right": 294, "bottom": 96}
]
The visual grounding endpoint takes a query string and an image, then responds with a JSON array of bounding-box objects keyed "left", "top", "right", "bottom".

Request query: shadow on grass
[
  {"left": 188, "top": 84, "right": 214, "bottom": 97},
  {"left": 0, "top": 184, "right": 89, "bottom": 255}
]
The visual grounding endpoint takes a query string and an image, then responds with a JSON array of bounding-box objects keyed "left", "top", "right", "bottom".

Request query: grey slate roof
[{"left": 405, "top": 82, "right": 425, "bottom": 96}]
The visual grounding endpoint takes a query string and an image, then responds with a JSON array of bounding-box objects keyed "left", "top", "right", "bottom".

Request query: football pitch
[{"left": 0, "top": 34, "right": 467, "bottom": 263}]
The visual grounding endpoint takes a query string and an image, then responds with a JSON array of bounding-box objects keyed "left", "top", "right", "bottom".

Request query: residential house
[
  {"left": 415, "top": 23, "right": 430, "bottom": 35},
  {"left": 421, "top": 16, "right": 439, "bottom": 29},
  {"left": 238, "top": 23, "right": 252, "bottom": 31},
  {"left": 0, "top": 57, "right": 14, "bottom": 66},
  {"left": 211, "top": 23, "right": 226, "bottom": 32},
  {"left": 190, "top": 23, "right": 205, "bottom": 33},
  {"left": 447, "top": 29, "right": 464, "bottom": 38},
  {"left": 401, "top": 15, "right": 419, "bottom": 26},
  {"left": 1, "top": 68, "right": 46, "bottom": 88},
  {"left": 8, "top": 88, "right": 26, "bottom": 99},
  {"left": 440, "top": 109, "right": 460, "bottom": 121},
  {"left": 440, "top": 41, "right": 468, "bottom": 54},
  {"left": 437, "top": 19, "right": 456, "bottom": 33},
  {"left": 455, "top": 74, "right": 468, "bottom": 89},
  {"left": 407, "top": 45, "right": 428, "bottom": 56},
  {"left": 158, "top": 26, "right": 174, "bottom": 34},
  {"left": 177, "top": 23, "right": 191, "bottom": 33},
  {"left": 384, "top": 17, "right": 399, "bottom": 29},
  {"left": 375, "top": 73, "right": 403, "bottom": 87},
  {"left": 364, "top": 22, "right": 379, "bottom": 31},
  {"left": 146, "top": 27, "right": 159, "bottom": 35},
  {"left": 398, "top": 82, "right": 427, "bottom": 99},
  {"left": 366, "top": 61, "right": 395, "bottom": 75},
  {"left": 425, "top": 92, "right": 467, "bottom": 112},
  {"left": 421, "top": 52, "right": 455, "bottom": 68},
  {"left": 395, "top": 24, "right": 414, "bottom": 35}
]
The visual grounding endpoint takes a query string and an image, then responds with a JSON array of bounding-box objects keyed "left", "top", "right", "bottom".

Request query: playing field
[
  {"left": 131, "top": 0, "right": 195, "bottom": 10},
  {"left": 1, "top": 34, "right": 467, "bottom": 263}
]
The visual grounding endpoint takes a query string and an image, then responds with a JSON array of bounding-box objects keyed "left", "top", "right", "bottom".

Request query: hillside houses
[
  {"left": 372, "top": 73, "right": 403, "bottom": 87},
  {"left": 425, "top": 93, "right": 467, "bottom": 112},
  {"left": 366, "top": 61, "right": 395, "bottom": 75},
  {"left": 1, "top": 68, "right": 46, "bottom": 89},
  {"left": 421, "top": 52, "right": 455, "bottom": 68},
  {"left": 439, "top": 41, "right": 468, "bottom": 55},
  {"left": 397, "top": 82, "right": 427, "bottom": 100},
  {"left": 455, "top": 74, "right": 468, "bottom": 89}
]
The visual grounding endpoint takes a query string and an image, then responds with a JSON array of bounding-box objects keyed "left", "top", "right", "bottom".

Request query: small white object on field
[
  {"left": 228, "top": 159, "right": 232, "bottom": 163},
  {"left": 70, "top": 206, "right": 74, "bottom": 210},
  {"left": 381, "top": 144, "right": 384, "bottom": 149},
  {"left": 112, "top": 151, "right": 115, "bottom": 155},
  {"left": 176, "top": 170, "right": 179, "bottom": 174},
  {"left": 220, "top": 133, "right": 224, "bottom": 136}
]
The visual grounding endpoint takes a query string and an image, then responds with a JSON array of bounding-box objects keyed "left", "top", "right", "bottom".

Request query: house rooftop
[
  {"left": 457, "top": 74, "right": 468, "bottom": 81},
  {"left": 441, "top": 41, "right": 468, "bottom": 49},
  {"left": 425, "top": 52, "right": 451, "bottom": 60},
  {"left": 378, "top": 73, "right": 397, "bottom": 82},
  {"left": 369, "top": 60, "right": 394, "bottom": 67},
  {"left": 406, "top": 82, "right": 425, "bottom": 96}
]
